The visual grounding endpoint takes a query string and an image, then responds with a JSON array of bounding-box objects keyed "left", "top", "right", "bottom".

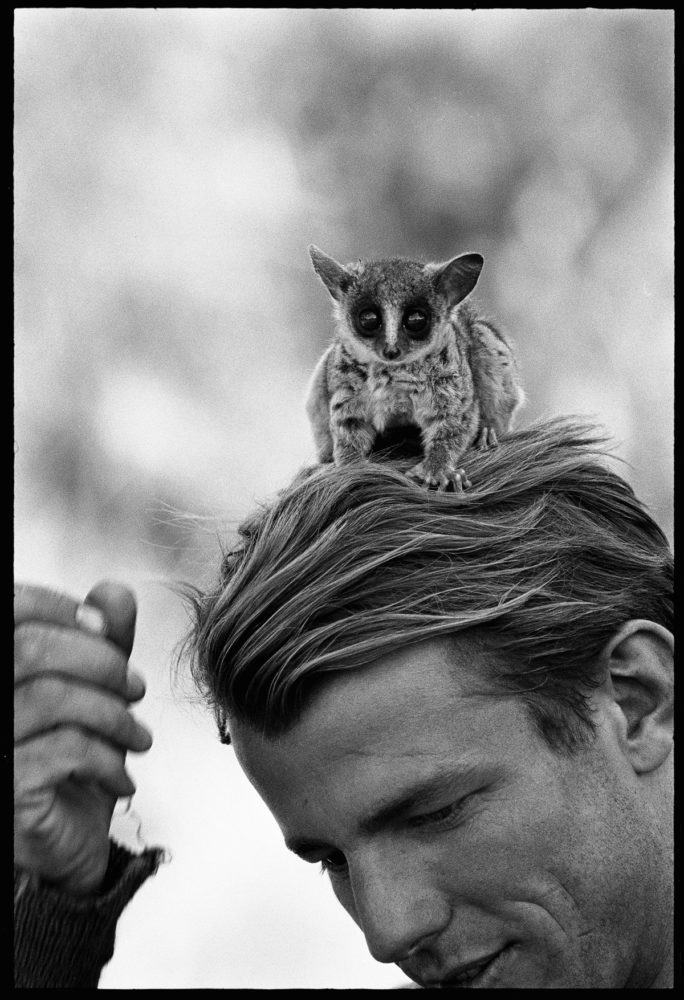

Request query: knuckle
[
  {"left": 55, "top": 725, "right": 95, "bottom": 763},
  {"left": 33, "top": 674, "right": 71, "bottom": 714},
  {"left": 16, "top": 676, "right": 72, "bottom": 733},
  {"left": 14, "top": 623, "right": 48, "bottom": 672},
  {"left": 37, "top": 674, "right": 72, "bottom": 712}
]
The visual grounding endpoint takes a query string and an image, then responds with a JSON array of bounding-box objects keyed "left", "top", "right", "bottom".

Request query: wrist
[{"left": 14, "top": 841, "right": 166, "bottom": 988}]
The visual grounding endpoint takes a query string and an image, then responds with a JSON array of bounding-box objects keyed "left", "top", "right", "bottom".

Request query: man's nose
[{"left": 350, "top": 857, "right": 449, "bottom": 964}]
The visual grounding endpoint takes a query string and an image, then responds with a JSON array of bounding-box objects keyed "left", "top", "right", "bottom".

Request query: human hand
[{"left": 14, "top": 581, "right": 153, "bottom": 896}]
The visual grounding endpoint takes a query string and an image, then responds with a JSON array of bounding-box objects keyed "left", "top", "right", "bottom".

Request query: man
[{"left": 14, "top": 418, "right": 673, "bottom": 988}]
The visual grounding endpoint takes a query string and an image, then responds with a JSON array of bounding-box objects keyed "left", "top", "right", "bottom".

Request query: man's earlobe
[{"left": 603, "top": 620, "right": 673, "bottom": 774}]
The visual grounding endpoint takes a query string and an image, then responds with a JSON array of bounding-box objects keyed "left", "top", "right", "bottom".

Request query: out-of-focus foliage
[{"left": 14, "top": 9, "right": 673, "bottom": 990}]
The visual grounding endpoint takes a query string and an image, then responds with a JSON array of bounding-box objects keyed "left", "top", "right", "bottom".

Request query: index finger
[{"left": 14, "top": 584, "right": 105, "bottom": 635}]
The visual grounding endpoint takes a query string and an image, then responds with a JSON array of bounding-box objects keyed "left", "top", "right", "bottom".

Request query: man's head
[
  {"left": 184, "top": 418, "right": 672, "bottom": 753},
  {"left": 182, "top": 417, "right": 673, "bottom": 987}
]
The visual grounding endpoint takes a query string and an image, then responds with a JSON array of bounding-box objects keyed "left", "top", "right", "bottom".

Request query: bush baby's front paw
[{"left": 475, "top": 426, "right": 499, "bottom": 450}]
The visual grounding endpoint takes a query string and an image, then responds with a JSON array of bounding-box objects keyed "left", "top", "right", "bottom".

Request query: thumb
[{"left": 83, "top": 580, "right": 137, "bottom": 657}]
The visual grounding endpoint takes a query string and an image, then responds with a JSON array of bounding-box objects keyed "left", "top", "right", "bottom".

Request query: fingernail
[
  {"left": 126, "top": 669, "right": 147, "bottom": 701},
  {"left": 75, "top": 603, "right": 107, "bottom": 636}
]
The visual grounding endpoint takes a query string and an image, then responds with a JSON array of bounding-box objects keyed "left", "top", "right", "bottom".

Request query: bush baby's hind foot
[{"left": 406, "top": 461, "right": 472, "bottom": 492}]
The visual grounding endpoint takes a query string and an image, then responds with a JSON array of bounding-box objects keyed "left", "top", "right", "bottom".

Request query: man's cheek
[{"left": 330, "top": 874, "right": 359, "bottom": 923}]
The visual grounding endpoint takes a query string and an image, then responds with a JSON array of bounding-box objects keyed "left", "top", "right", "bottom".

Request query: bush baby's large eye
[
  {"left": 357, "top": 308, "right": 382, "bottom": 335},
  {"left": 404, "top": 308, "right": 430, "bottom": 336}
]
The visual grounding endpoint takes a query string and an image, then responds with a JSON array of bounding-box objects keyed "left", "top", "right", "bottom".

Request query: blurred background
[{"left": 14, "top": 8, "right": 673, "bottom": 989}]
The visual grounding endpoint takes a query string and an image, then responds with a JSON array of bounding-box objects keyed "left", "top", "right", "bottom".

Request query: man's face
[{"left": 230, "top": 637, "right": 668, "bottom": 988}]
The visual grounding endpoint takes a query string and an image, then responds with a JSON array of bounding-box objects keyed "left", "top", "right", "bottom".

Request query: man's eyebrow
[{"left": 285, "top": 764, "right": 480, "bottom": 858}]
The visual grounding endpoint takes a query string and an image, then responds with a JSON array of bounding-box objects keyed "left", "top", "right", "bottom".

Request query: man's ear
[{"left": 603, "top": 620, "right": 673, "bottom": 774}]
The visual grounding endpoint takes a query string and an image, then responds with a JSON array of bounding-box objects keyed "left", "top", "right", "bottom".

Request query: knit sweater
[{"left": 14, "top": 841, "right": 164, "bottom": 988}]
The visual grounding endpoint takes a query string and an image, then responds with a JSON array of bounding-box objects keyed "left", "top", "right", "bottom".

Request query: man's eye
[
  {"left": 408, "top": 801, "right": 462, "bottom": 829},
  {"left": 357, "top": 308, "right": 382, "bottom": 335},
  {"left": 403, "top": 308, "right": 430, "bottom": 336},
  {"left": 320, "top": 850, "right": 348, "bottom": 875}
]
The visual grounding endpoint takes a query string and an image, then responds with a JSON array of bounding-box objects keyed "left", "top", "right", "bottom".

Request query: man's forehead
[{"left": 229, "top": 636, "right": 509, "bottom": 789}]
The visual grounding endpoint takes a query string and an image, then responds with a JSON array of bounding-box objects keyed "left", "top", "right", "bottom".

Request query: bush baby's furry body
[{"left": 306, "top": 246, "right": 524, "bottom": 490}]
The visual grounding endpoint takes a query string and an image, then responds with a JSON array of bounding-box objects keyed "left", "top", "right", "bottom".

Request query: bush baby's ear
[
  {"left": 433, "top": 253, "right": 484, "bottom": 305},
  {"left": 603, "top": 619, "right": 673, "bottom": 774},
  {"left": 309, "top": 245, "right": 351, "bottom": 301}
]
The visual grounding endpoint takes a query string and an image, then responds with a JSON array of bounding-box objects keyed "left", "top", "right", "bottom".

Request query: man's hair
[{"left": 181, "top": 417, "right": 672, "bottom": 753}]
